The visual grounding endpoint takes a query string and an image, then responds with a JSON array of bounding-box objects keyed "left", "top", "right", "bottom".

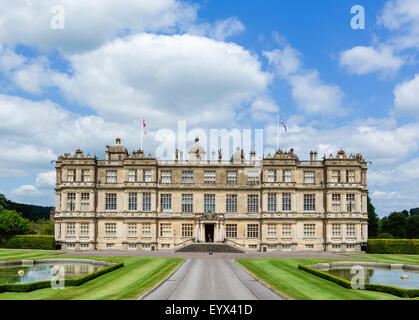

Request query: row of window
[
  {"left": 64, "top": 168, "right": 359, "bottom": 185},
  {"left": 62, "top": 192, "right": 359, "bottom": 213},
  {"left": 62, "top": 222, "right": 362, "bottom": 239}
]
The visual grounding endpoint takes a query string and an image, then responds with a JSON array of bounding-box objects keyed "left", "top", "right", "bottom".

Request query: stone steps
[{"left": 175, "top": 243, "right": 244, "bottom": 253}]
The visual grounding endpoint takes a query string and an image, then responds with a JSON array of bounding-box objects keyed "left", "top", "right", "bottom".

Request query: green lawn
[
  {"left": 0, "top": 249, "right": 184, "bottom": 300},
  {"left": 236, "top": 254, "right": 419, "bottom": 300}
]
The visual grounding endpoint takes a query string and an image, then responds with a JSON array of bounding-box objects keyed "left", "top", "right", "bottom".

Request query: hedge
[
  {"left": 367, "top": 239, "right": 419, "bottom": 254},
  {"left": 0, "top": 235, "right": 55, "bottom": 250},
  {"left": 0, "top": 262, "right": 123, "bottom": 293},
  {"left": 298, "top": 264, "right": 419, "bottom": 298}
]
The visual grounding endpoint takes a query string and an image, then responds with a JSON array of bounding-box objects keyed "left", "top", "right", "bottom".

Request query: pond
[
  {"left": 318, "top": 265, "right": 419, "bottom": 289},
  {"left": 0, "top": 262, "right": 105, "bottom": 284}
]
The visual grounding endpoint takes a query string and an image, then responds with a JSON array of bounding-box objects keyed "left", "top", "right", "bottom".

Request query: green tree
[
  {"left": 381, "top": 212, "right": 407, "bottom": 238},
  {"left": 407, "top": 215, "right": 419, "bottom": 239},
  {"left": 409, "top": 208, "right": 419, "bottom": 216},
  {"left": 0, "top": 205, "right": 31, "bottom": 237},
  {"left": 367, "top": 194, "right": 379, "bottom": 238}
]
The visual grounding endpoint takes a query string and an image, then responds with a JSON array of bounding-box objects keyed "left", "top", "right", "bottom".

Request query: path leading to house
[{"left": 141, "top": 258, "right": 285, "bottom": 300}]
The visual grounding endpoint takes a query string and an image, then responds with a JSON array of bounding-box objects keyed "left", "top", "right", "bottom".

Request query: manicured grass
[
  {"left": 236, "top": 254, "right": 419, "bottom": 300},
  {"left": 0, "top": 249, "right": 184, "bottom": 300}
]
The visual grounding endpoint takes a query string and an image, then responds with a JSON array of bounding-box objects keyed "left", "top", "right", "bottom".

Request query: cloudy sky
[{"left": 0, "top": 0, "right": 418, "bottom": 216}]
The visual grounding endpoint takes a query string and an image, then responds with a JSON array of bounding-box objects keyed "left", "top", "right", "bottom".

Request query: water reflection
[
  {"left": 319, "top": 266, "right": 419, "bottom": 289},
  {"left": 0, "top": 263, "right": 103, "bottom": 284}
]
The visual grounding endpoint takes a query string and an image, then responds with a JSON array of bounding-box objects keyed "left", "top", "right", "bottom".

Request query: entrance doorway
[{"left": 205, "top": 224, "right": 215, "bottom": 243}]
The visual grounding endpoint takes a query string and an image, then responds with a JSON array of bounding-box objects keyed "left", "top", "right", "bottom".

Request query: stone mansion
[{"left": 54, "top": 137, "right": 368, "bottom": 252}]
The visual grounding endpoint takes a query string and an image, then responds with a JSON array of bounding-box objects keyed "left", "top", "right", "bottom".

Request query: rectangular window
[
  {"left": 304, "top": 224, "right": 316, "bottom": 238},
  {"left": 305, "top": 244, "right": 314, "bottom": 250},
  {"left": 66, "top": 243, "right": 75, "bottom": 249},
  {"left": 182, "top": 194, "right": 193, "bottom": 213},
  {"left": 181, "top": 224, "right": 193, "bottom": 237},
  {"left": 267, "top": 224, "right": 276, "bottom": 238},
  {"left": 160, "top": 223, "right": 172, "bottom": 237},
  {"left": 81, "top": 169, "right": 90, "bottom": 182},
  {"left": 67, "top": 169, "right": 76, "bottom": 182},
  {"left": 282, "top": 244, "right": 291, "bottom": 250},
  {"left": 346, "top": 224, "right": 356, "bottom": 237},
  {"left": 346, "top": 194, "right": 355, "bottom": 212},
  {"left": 142, "top": 193, "right": 151, "bottom": 211},
  {"left": 282, "top": 193, "right": 292, "bottom": 211},
  {"left": 142, "top": 244, "right": 151, "bottom": 249},
  {"left": 282, "top": 224, "right": 291, "bottom": 238},
  {"left": 142, "top": 223, "right": 151, "bottom": 237},
  {"left": 332, "top": 224, "right": 341, "bottom": 237},
  {"left": 331, "top": 170, "right": 341, "bottom": 183},
  {"left": 182, "top": 171, "right": 194, "bottom": 184},
  {"left": 106, "top": 243, "right": 115, "bottom": 249},
  {"left": 226, "top": 194, "right": 237, "bottom": 213},
  {"left": 267, "top": 194, "right": 277, "bottom": 212},
  {"left": 67, "top": 193, "right": 76, "bottom": 211},
  {"left": 347, "top": 244, "right": 356, "bottom": 250},
  {"left": 161, "top": 171, "right": 172, "bottom": 184},
  {"left": 304, "top": 171, "right": 315, "bottom": 184},
  {"left": 226, "top": 171, "right": 237, "bottom": 184},
  {"left": 105, "top": 193, "right": 117, "bottom": 211},
  {"left": 332, "top": 194, "right": 341, "bottom": 212},
  {"left": 128, "top": 223, "right": 137, "bottom": 237},
  {"left": 81, "top": 193, "right": 90, "bottom": 211},
  {"left": 128, "top": 193, "right": 137, "bottom": 211},
  {"left": 247, "top": 195, "right": 259, "bottom": 213},
  {"left": 204, "top": 171, "right": 216, "bottom": 184},
  {"left": 247, "top": 224, "right": 259, "bottom": 238},
  {"left": 225, "top": 224, "right": 237, "bottom": 238},
  {"left": 80, "top": 223, "right": 89, "bottom": 236},
  {"left": 161, "top": 244, "right": 170, "bottom": 249},
  {"left": 143, "top": 169, "right": 152, "bottom": 182},
  {"left": 66, "top": 222, "right": 75, "bottom": 236},
  {"left": 267, "top": 245, "right": 276, "bottom": 250},
  {"left": 160, "top": 194, "right": 172, "bottom": 212},
  {"left": 282, "top": 170, "right": 292, "bottom": 182},
  {"left": 204, "top": 194, "right": 215, "bottom": 213},
  {"left": 332, "top": 244, "right": 341, "bottom": 251},
  {"left": 247, "top": 171, "right": 259, "bottom": 184},
  {"left": 106, "top": 170, "right": 117, "bottom": 183},
  {"left": 128, "top": 169, "right": 137, "bottom": 182},
  {"left": 267, "top": 170, "right": 277, "bottom": 182},
  {"left": 58, "top": 194, "right": 62, "bottom": 211},
  {"left": 304, "top": 194, "right": 315, "bottom": 211},
  {"left": 128, "top": 244, "right": 137, "bottom": 249},
  {"left": 105, "top": 223, "right": 116, "bottom": 237},
  {"left": 80, "top": 243, "right": 89, "bottom": 249},
  {"left": 346, "top": 170, "right": 355, "bottom": 183}
]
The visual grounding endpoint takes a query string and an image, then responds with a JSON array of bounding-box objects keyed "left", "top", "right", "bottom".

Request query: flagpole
[
  {"left": 141, "top": 117, "right": 143, "bottom": 151},
  {"left": 277, "top": 113, "right": 280, "bottom": 151}
]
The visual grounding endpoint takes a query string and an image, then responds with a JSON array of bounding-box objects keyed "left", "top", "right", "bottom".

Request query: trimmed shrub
[
  {"left": 298, "top": 264, "right": 419, "bottom": 298},
  {"left": 367, "top": 239, "right": 419, "bottom": 254},
  {"left": 0, "top": 262, "right": 123, "bottom": 293},
  {"left": 377, "top": 233, "right": 393, "bottom": 239},
  {"left": 0, "top": 235, "right": 55, "bottom": 250}
]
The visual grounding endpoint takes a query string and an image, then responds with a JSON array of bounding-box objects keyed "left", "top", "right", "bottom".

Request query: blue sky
[{"left": 0, "top": 0, "right": 418, "bottom": 217}]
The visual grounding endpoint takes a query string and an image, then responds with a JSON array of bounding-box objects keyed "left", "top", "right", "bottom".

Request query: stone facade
[{"left": 54, "top": 138, "right": 368, "bottom": 252}]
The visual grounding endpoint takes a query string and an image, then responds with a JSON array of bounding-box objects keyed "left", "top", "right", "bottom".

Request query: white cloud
[
  {"left": 53, "top": 33, "right": 271, "bottom": 127},
  {"left": 264, "top": 46, "right": 344, "bottom": 114},
  {"left": 394, "top": 74, "right": 419, "bottom": 115},
  {"left": 189, "top": 17, "right": 245, "bottom": 41},
  {"left": 249, "top": 96, "right": 279, "bottom": 121},
  {"left": 35, "top": 171, "right": 56, "bottom": 188},
  {"left": 339, "top": 46, "right": 404, "bottom": 75},
  {"left": 10, "top": 185, "right": 40, "bottom": 196},
  {"left": 378, "top": 0, "right": 419, "bottom": 50},
  {"left": 371, "top": 190, "right": 404, "bottom": 200},
  {"left": 288, "top": 71, "right": 344, "bottom": 114},
  {"left": 263, "top": 46, "right": 301, "bottom": 78},
  {"left": 0, "top": 0, "right": 197, "bottom": 53},
  {"left": 0, "top": 45, "right": 26, "bottom": 72}
]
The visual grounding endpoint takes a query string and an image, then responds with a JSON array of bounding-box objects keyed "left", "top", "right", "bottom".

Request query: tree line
[
  {"left": 368, "top": 195, "right": 419, "bottom": 239},
  {"left": 0, "top": 194, "right": 54, "bottom": 237}
]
